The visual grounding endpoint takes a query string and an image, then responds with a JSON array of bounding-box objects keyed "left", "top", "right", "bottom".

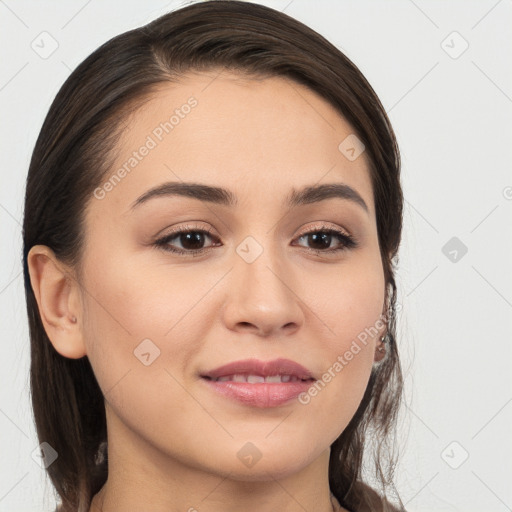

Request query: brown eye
[
  {"left": 294, "top": 228, "right": 357, "bottom": 254},
  {"left": 154, "top": 226, "right": 220, "bottom": 256}
]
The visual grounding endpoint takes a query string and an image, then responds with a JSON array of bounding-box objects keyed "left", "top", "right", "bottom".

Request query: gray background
[{"left": 1, "top": 0, "right": 511, "bottom": 510}]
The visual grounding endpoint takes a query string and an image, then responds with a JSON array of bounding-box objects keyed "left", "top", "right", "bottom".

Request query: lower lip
[{"left": 201, "top": 377, "right": 315, "bottom": 408}]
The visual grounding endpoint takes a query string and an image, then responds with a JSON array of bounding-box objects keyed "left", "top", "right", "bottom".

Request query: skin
[{"left": 28, "top": 70, "right": 388, "bottom": 512}]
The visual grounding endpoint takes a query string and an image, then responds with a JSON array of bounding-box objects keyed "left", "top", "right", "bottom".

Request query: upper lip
[{"left": 201, "top": 358, "right": 315, "bottom": 380}]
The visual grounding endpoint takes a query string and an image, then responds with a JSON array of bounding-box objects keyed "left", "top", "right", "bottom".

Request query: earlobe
[
  {"left": 373, "top": 334, "right": 387, "bottom": 363},
  {"left": 27, "top": 245, "right": 87, "bottom": 359}
]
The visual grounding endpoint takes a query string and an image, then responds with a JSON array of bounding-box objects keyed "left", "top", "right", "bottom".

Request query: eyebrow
[{"left": 129, "top": 181, "right": 369, "bottom": 214}]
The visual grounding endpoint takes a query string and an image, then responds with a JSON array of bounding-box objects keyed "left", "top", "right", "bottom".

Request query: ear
[{"left": 27, "top": 245, "right": 86, "bottom": 359}]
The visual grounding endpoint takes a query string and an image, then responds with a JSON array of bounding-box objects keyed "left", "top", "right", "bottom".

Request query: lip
[{"left": 200, "top": 358, "right": 316, "bottom": 408}]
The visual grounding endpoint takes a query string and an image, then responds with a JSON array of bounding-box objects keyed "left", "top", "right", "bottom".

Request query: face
[{"left": 77, "top": 70, "right": 386, "bottom": 481}]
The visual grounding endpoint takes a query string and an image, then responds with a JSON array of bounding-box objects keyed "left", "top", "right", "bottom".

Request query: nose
[{"left": 221, "top": 240, "right": 305, "bottom": 338}]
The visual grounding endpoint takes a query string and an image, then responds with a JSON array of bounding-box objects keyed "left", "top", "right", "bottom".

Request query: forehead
[{"left": 90, "top": 70, "right": 375, "bottom": 219}]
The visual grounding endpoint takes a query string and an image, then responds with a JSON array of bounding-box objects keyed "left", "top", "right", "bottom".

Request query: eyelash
[{"left": 153, "top": 223, "right": 358, "bottom": 257}]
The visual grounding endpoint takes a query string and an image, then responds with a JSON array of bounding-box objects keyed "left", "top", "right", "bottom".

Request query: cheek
[
  {"left": 299, "top": 257, "right": 384, "bottom": 422},
  {"left": 79, "top": 245, "right": 209, "bottom": 395},
  {"left": 307, "top": 251, "right": 385, "bottom": 350}
]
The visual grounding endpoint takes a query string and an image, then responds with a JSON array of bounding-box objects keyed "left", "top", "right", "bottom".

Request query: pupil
[
  {"left": 309, "top": 232, "right": 331, "bottom": 250},
  {"left": 181, "top": 232, "right": 204, "bottom": 250}
]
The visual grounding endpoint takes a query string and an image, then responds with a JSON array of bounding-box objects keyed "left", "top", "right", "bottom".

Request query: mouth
[
  {"left": 200, "top": 358, "right": 316, "bottom": 408},
  {"left": 202, "top": 374, "right": 314, "bottom": 383},
  {"left": 200, "top": 357, "right": 315, "bottom": 381}
]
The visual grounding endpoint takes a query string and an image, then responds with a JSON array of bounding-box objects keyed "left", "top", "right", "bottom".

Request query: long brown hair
[{"left": 22, "top": 1, "right": 404, "bottom": 510}]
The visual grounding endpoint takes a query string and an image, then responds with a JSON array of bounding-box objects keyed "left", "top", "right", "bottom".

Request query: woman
[{"left": 23, "top": 1, "right": 404, "bottom": 511}]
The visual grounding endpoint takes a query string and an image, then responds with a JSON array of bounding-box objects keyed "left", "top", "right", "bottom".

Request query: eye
[
  {"left": 293, "top": 224, "right": 358, "bottom": 255},
  {"left": 154, "top": 224, "right": 220, "bottom": 256},
  {"left": 153, "top": 223, "right": 358, "bottom": 257}
]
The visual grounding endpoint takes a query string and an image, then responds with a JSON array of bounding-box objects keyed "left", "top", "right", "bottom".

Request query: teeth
[
  {"left": 247, "top": 375, "right": 265, "bottom": 383},
  {"left": 214, "top": 374, "right": 306, "bottom": 383}
]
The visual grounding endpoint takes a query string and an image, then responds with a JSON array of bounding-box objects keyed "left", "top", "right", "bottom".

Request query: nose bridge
[
  {"left": 239, "top": 236, "right": 285, "bottom": 298},
  {"left": 223, "top": 231, "right": 304, "bottom": 336}
]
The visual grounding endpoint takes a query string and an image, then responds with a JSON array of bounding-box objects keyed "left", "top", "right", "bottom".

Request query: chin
[
  {"left": 218, "top": 459, "right": 312, "bottom": 483},
  {"left": 199, "top": 440, "right": 322, "bottom": 482}
]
